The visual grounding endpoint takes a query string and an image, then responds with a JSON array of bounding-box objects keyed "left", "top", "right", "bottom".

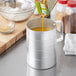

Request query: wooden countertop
[{"left": 0, "top": 15, "right": 41, "bottom": 54}]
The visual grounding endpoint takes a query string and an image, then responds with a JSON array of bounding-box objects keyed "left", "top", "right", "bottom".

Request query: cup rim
[{"left": 26, "top": 18, "right": 56, "bottom": 33}]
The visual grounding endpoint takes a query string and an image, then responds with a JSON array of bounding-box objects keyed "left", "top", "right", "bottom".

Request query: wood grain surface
[{"left": 0, "top": 15, "right": 41, "bottom": 54}]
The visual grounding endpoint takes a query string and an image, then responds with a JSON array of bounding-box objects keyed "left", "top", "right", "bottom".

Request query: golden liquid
[
  {"left": 42, "top": 0, "right": 47, "bottom": 31},
  {"left": 0, "top": 26, "right": 11, "bottom": 32},
  {"left": 42, "top": 14, "right": 45, "bottom": 31},
  {"left": 32, "top": 27, "right": 52, "bottom": 31},
  {"left": 35, "top": 0, "right": 49, "bottom": 32}
]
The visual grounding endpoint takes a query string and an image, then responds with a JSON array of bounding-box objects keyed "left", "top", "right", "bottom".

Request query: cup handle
[{"left": 55, "top": 20, "right": 63, "bottom": 42}]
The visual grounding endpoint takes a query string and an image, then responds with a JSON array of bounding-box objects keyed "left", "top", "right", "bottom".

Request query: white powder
[{"left": 1, "top": 3, "right": 33, "bottom": 21}]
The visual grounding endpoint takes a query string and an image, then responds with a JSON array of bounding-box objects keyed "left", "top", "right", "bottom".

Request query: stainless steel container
[{"left": 26, "top": 18, "right": 63, "bottom": 70}]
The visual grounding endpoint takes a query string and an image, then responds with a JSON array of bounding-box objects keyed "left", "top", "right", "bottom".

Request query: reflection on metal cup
[{"left": 26, "top": 18, "right": 63, "bottom": 69}]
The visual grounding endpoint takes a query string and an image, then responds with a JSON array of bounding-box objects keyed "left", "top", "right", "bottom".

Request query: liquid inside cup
[
  {"left": 32, "top": 26, "right": 55, "bottom": 31},
  {"left": 27, "top": 18, "right": 56, "bottom": 32}
]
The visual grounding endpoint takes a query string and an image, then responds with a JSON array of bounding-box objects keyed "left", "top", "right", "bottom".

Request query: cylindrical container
[
  {"left": 26, "top": 18, "right": 63, "bottom": 70},
  {"left": 63, "top": 0, "right": 76, "bottom": 33},
  {"left": 56, "top": 0, "right": 67, "bottom": 32}
]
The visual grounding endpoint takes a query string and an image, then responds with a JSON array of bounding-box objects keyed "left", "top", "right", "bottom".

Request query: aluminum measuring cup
[{"left": 26, "top": 18, "right": 63, "bottom": 70}]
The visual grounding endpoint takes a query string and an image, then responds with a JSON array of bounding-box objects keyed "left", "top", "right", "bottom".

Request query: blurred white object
[
  {"left": 17, "top": 0, "right": 26, "bottom": 3},
  {"left": 63, "top": 34, "right": 76, "bottom": 55},
  {"left": 0, "top": 0, "right": 35, "bottom": 22},
  {"left": 1, "top": 6, "right": 34, "bottom": 21},
  {"left": 18, "top": 0, "right": 38, "bottom": 15},
  {"left": 34, "top": 7, "right": 38, "bottom": 14},
  {"left": 21, "top": 0, "right": 35, "bottom": 9},
  {"left": 21, "top": 2, "right": 29, "bottom": 9}
]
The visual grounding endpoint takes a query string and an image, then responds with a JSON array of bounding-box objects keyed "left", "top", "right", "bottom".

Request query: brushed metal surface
[{"left": 26, "top": 18, "right": 57, "bottom": 69}]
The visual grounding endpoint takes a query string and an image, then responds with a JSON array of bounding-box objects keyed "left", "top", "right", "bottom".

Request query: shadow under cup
[{"left": 26, "top": 18, "right": 56, "bottom": 70}]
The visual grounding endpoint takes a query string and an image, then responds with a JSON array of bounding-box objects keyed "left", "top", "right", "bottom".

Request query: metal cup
[{"left": 26, "top": 18, "right": 63, "bottom": 70}]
